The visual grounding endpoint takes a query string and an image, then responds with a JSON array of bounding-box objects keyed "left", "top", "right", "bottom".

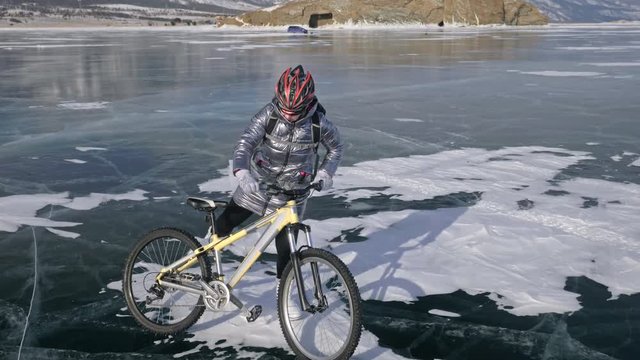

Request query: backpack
[{"left": 264, "top": 103, "right": 325, "bottom": 180}]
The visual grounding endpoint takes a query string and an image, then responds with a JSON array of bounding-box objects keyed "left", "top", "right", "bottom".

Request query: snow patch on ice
[
  {"left": 216, "top": 42, "right": 297, "bottom": 51},
  {"left": 0, "top": 190, "right": 148, "bottom": 233},
  {"left": 394, "top": 118, "right": 424, "bottom": 123},
  {"left": 0, "top": 44, "right": 118, "bottom": 49},
  {"left": 64, "top": 159, "right": 87, "bottom": 164},
  {"left": 629, "top": 158, "right": 640, "bottom": 167},
  {"left": 46, "top": 227, "right": 80, "bottom": 239},
  {"left": 169, "top": 40, "right": 245, "bottom": 45},
  {"left": 57, "top": 101, "right": 110, "bottom": 110},
  {"left": 612, "top": 151, "right": 639, "bottom": 162},
  {"left": 515, "top": 70, "right": 606, "bottom": 77},
  {"left": 65, "top": 189, "right": 148, "bottom": 210},
  {"left": 0, "top": 194, "right": 80, "bottom": 233},
  {"left": 581, "top": 62, "right": 640, "bottom": 67},
  {"left": 76, "top": 147, "right": 107, "bottom": 152},
  {"left": 429, "top": 309, "right": 461, "bottom": 318},
  {"left": 198, "top": 161, "right": 236, "bottom": 193},
  {"left": 557, "top": 45, "right": 640, "bottom": 51}
]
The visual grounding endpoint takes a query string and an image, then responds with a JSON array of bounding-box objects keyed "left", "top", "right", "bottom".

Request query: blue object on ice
[{"left": 287, "top": 26, "right": 308, "bottom": 34}]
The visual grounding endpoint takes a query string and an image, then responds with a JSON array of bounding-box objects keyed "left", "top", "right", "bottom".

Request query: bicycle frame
[{"left": 155, "top": 199, "right": 323, "bottom": 312}]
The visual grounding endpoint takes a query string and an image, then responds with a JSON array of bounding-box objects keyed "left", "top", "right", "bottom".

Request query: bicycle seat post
[
  {"left": 208, "top": 210, "right": 217, "bottom": 238},
  {"left": 206, "top": 209, "right": 225, "bottom": 280}
]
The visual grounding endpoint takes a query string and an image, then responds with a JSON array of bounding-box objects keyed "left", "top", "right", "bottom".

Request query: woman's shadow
[
  {"left": 330, "top": 205, "right": 468, "bottom": 306},
  {"left": 324, "top": 199, "right": 471, "bottom": 359}
]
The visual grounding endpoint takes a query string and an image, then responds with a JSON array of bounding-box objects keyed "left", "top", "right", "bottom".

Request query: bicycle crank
[{"left": 200, "top": 280, "right": 230, "bottom": 311}]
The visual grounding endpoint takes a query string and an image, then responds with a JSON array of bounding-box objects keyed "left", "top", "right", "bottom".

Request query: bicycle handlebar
[{"left": 265, "top": 181, "right": 323, "bottom": 198}]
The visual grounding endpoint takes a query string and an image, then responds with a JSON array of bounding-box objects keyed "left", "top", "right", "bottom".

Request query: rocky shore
[
  {"left": 1, "top": 0, "right": 548, "bottom": 29},
  {"left": 216, "top": 0, "right": 549, "bottom": 27}
]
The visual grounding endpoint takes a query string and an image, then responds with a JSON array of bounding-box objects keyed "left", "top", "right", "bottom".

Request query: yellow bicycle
[{"left": 122, "top": 183, "right": 362, "bottom": 359}]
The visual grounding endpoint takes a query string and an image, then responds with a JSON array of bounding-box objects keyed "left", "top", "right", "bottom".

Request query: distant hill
[
  {"left": 0, "top": 1, "right": 270, "bottom": 14},
  {"left": 524, "top": 0, "right": 640, "bottom": 22},
  {"left": 0, "top": 0, "right": 286, "bottom": 25}
]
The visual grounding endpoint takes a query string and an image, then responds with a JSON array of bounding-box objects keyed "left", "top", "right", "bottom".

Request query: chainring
[{"left": 203, "top": 280, "right": 230, "bottom": 311}]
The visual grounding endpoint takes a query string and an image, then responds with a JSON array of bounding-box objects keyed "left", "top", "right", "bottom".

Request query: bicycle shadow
[
  {"left": 324, "top": 206, "right": 468, "bottom": 359},
  {"left": 332, "top": 207, "right": 467, "bottom": 301}
]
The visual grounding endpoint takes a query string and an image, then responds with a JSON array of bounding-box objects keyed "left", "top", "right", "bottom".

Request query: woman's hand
[
  {"left": 236, "top": 169, "right": 259, "bottom": 193},
  {"left": 315, "top": 170, "right": 333, "bottom": 190}
]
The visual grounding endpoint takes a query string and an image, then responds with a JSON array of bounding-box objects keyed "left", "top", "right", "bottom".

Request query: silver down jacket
[{"left": 232, "top": 101, "right": 343, "bottom": 215}]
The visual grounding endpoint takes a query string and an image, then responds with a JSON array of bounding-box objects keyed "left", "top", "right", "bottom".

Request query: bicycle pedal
[{"left": 246, "top": 305, "right": 262, "bottom": 322}]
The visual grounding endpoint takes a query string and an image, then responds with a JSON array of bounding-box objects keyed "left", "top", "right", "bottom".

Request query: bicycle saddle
[{"left": 187, "top": 197, "right": 228, "bottom": 212}]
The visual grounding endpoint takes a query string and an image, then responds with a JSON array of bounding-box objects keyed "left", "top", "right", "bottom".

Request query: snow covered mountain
[
  {"left": 170, "top": 0, "right": 259, "bottom": 12},
  {"left": 528, "top": 0, "right": 640, "bottom": 22},
  {"left": 167, "top": 0, "right": 284, "bottom": 12},
  {"left": 0, "top": 1, "right": 282, "bottom": 14}
]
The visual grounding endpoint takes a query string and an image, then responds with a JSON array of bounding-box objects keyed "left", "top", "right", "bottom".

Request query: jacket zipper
[{"left": 263, "top": 117, "right": 296, "bottom": 214}]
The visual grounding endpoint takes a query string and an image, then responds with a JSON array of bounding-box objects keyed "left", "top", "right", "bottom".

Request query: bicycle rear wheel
[
  {"left": 278, "top": 248, "right": 362, "bottom": 360},
  {"left": 122, "top": 227, "right": 212, "bottom": 334}
]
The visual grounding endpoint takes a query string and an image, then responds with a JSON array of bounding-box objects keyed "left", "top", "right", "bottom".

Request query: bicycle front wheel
[
  {"left": 278, "top": 248, "right": 362, "bottom": 360},
  {"left": 122, "top": 227, "right": 212, "bottom": 334}
]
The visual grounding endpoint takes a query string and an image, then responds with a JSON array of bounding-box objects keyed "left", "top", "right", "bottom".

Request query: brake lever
[{"left": 265, "top": 185, "right": 279, "bottom": 196}]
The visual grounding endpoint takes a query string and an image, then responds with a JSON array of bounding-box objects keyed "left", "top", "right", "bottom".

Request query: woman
[{"left": 216, "top": 65, "right": 344, "bottom": 278}]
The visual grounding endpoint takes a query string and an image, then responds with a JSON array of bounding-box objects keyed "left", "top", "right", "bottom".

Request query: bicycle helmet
[{"left": 274, "top": 65, "right": 316, "bottom": 122}]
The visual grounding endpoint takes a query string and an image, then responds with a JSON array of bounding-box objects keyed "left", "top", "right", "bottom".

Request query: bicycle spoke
[
  {"left": 129, "top": 236, "right": 205, "bottom": 326},
  {"left": 281, "top": 253, "right": 358, "bottom": 360}
]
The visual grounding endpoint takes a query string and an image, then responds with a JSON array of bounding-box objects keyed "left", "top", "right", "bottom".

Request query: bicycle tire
[
  {"left": 122, "top": 227, "right": 212, "bottom": 334},
  {"left": 277, "top": 248, "right": 362, "bottom": 360}
]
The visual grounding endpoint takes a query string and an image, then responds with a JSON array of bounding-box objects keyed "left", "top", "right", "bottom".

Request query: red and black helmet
[{"left": 274, "top": 65, "right": 316, "bottom": 122}]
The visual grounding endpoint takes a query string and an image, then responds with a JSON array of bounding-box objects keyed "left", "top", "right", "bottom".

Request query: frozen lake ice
[{"left": 1, "top": 23, "right": 639, "bottom": 359}]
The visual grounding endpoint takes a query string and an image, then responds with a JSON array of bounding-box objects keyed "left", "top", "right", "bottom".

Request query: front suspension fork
[{"left": 286, "top": 225, "right": 327, "bottom": 312}]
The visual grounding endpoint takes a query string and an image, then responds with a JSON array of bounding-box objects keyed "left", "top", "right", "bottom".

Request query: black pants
[{"left": 215, "top": 199, "right": 293, "bottom": 279}]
